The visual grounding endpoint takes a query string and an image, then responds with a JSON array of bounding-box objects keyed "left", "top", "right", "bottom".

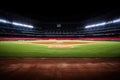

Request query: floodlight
[
  {"left": 113, "top": 18, "right": 120, "bottom": 23},
  {"left": 0, "top": 19, "right": 10, "bottom": 24},
  {"left": 85, "top": 22, "right": 106, "bottom": 28},
  {"left": 12, "top": 22, "right": 33, "bottom": 28}
]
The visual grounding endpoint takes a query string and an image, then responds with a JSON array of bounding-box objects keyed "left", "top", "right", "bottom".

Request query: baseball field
[
  {"left": 0, "top": 40, "right": 120, "bottom": 80},
  {"left": 0, "top": 40, "right": 120, "bottom": 57}
]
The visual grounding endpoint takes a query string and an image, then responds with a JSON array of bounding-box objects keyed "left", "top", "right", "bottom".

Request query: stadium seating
[{"left": 0, "top": 11, "right": 120, "bottom": 41}]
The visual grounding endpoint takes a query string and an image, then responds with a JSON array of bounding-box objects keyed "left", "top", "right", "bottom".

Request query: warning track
[{"left": 0, "top": 58, "right": 120, "bottom": 80}]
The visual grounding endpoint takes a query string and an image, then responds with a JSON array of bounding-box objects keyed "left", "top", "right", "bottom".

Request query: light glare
[
  {"left": 12, "top": 22, "right": 33, "bottom": 28},
  {"left": 85, "top": 22, "right": 106, "bottom": 28},
  {"left": 0, "top": 19, "right": 10, "bottom": 23},
  {"left": 113, "top": 18, "right": 120, "bottom": 23},
  {"left": 0, "top": 18, "right": 33, "bottom": 28}
]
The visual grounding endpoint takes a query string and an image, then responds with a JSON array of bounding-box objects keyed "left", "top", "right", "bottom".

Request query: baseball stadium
[{"left": 0, "top": 11, "right": 120, "bottom": 80}]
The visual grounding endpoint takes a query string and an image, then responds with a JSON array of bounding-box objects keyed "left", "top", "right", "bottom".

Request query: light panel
[
  {"left": 12, "top": 22, "right": 33, "bottom": 28},
  {"left": 0, "top": 19, "right": 10, "bottom": 23},
  {"left": 0, "top": 18, "right": 33, "bottom": 28},
  {"left": 113, "top": 18, "right": 120, "bottom": 23},
  {"left": 85, "top": 22, "right": 106, "bottom": 28},
  {"left": 85, "top": 18, "right": 120, "bottom": 28}
]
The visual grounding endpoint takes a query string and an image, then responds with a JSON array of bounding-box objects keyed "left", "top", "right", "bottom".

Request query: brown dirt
[
  {"left": 17, "top": 41, "right": 102, "bottom": 48},
  {"left": 0, "top": 58, "right": 120, "bottom": 80}
]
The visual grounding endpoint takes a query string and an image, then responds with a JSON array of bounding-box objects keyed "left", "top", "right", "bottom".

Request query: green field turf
[{"left": 0, "top": 40, "right": 120, "bottom": 57}]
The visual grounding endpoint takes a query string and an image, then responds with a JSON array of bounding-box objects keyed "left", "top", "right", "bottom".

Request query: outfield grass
[{"left": 0, "top": 40, "right": 120, "bottom": 57}]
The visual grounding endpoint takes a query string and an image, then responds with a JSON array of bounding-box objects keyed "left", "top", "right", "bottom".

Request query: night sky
[{"left": 0, "top": 1, "right": 120, "bottom": 22}]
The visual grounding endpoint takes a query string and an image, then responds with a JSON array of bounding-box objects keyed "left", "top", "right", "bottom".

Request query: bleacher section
[{"left": 1, "top": 23, "right": 120, "bottom": 38}]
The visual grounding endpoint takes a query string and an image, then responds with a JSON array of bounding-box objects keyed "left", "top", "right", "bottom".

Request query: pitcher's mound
[{"left": 48, "top": 45, "right": 73, "bottom": 48}]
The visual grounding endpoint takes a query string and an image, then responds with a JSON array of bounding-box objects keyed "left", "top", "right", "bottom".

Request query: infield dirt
[{"left": 17, "top": 41, "right": 102, "bottom": 48}]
